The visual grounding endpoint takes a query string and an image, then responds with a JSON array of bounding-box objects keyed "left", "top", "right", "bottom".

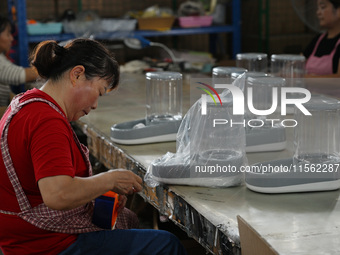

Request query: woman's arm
[
  {"left": 30, "top": 111, "right": 142, "bottom": 211},
  {"left": 24, "top": 67, "right": 39, "bottom": 82},
  {"left": 38, "top": 169, "right": 142, "bottom": 211},
  {"left": 0, "top": 54, "right": 38, "bottom": 84}
]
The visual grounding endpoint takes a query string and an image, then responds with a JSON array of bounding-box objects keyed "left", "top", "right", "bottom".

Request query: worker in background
[
  {"left": 304, "top": 0, "right": 340, "bottom": 77},
  {"left": 0, "top": 16, "right": 39, "bottom": 106},
  {"left": 303, "top": 0, "right": 340, "bottom": 98}
]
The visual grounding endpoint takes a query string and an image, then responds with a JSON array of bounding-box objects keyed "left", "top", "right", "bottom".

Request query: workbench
[{"left": 75, "top": 72, "right": 340, "bottom": 255}]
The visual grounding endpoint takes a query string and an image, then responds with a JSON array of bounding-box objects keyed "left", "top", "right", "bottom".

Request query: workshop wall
[{"left": 241, "top": 0, "right": 317, "bottom": 55}]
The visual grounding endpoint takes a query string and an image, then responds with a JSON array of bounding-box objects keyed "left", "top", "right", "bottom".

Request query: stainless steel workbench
[{"left": 76, "top": 72, "right": 340, "bottom": 255}]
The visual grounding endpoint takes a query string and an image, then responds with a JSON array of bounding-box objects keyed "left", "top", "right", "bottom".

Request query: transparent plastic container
[
  {"left": 246, "top": 76, "right": 286, "bottom": 121},
  {"left": 230, "top": 72, "right": 269, "bottom": 120},
  {"left": 271, "top": 54, "right": 306, "bottom": 87},
  {"left": 145, "top": 71, "right": 183, "bottom": 125},
  {"left": 194, "top": 97, "right": 246, "bottom": 167},
  {"left": 236, "top": 53, "right": 268, "bottom": 72},
  {"left": 294, "top": 97, "right": 340, "bottom": 164}
]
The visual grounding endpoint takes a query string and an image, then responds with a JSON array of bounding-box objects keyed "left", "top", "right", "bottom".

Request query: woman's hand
[
  {"left": 108, "top": 169, "right": 143, "bottom": 195},
  {"left": 38, "top": 169, "right": 142, "bottom": 211},
  {"left": 117, "top": 195, "right": 127, "bottom": 213}
]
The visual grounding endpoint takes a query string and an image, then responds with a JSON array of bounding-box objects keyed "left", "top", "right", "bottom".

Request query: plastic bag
[
  {"left": 145, "top": 74, "right": 248, "bottom": 187},
  {"left": 63, "top": 10, "right": 101, "bottom": 37}
]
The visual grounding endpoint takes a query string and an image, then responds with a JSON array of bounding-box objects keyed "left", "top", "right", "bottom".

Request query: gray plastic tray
[
  {"left": 246, "top": 158, "right": 340, "bottom": 193},
  {"left": 110, "top": 119, "right": 181, "bottom": 145}
]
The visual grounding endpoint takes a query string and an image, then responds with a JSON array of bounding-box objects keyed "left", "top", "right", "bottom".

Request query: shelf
[
  {"left": 28, "top": 25, "right": 236, "bottom": 42},
  {"left": 119, "top": 25, "right": 236, "bottom": 37},
  {"left": 27, "top": 33, "right": 75, "bottom": 43},
  {"left": 9, "top": 0, "right": 241, "bottom": 67}
]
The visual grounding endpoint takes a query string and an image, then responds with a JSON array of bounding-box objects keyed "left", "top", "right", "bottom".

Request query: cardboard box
[
  {"left": 137, "top": 17, "right": 175, "bottom": 31},
  {"left": 237, "top": 215, "right": 279, "bottom": 255}
]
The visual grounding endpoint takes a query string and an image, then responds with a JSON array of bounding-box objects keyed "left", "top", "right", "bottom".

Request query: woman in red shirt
[{"left": 0, "top": 38, "right": 187, "bottom": 255}]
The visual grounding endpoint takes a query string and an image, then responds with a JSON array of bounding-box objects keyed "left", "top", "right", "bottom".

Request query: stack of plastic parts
[
  {"left": 145, "top": 75, "right": 248, "bottom": 187},
  {"left": 246, "top": 94, "right": 340, "bottom": 193}
]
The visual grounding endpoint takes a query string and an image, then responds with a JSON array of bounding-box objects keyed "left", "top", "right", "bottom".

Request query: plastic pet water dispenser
[
  {"left": 110, "top": 71, "right": 182, "bottom": 144},
  {"left": 246, "top": 95, "right": 340, "bottom": 193},
  {"left": 146, "top": 75, "right": 248, "bottom": 187}
]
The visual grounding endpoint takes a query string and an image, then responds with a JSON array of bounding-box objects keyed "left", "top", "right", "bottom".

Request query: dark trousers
[{"left": 59, "top": 229, "right": 188, "bottom": 255}]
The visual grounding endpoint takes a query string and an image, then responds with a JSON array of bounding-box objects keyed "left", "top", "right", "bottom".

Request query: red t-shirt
[{"left": 0, "top": 89, "right": 88, "bottom": 254}]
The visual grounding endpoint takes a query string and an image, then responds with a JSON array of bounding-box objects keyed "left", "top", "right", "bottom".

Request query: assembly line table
[{"left": 75, "top": 72, "right": 340, "bottom": 255}]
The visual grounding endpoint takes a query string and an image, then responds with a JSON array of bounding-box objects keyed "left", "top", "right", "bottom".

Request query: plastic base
[
  {"left": 150, "top": 150, "right": 245, "bottom": 187},
  {"left": 151, "top": 174, "right": 243, "bottom": 187},
  {"left": 245, "top": 158, "right": 340, "bottom": 193},
  {"left": 110, "top": 119, "right": 181, "bottom": 145},
  {"left": 246, "top": 179, "right": 340, "bottom": 194}
]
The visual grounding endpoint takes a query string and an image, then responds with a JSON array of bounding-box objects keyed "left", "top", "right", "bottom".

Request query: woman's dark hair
[
  {"left": 329, "top": 0, "right": 340, "bottom": 9},
  {"left": 30, "top": 39, "right": 119, "bottom": 91},
  {"left": 0, "top": 16, "right": 12, "bottom": 34}
]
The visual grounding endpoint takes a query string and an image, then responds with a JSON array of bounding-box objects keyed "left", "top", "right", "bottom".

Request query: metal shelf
[
  {"left": 27, "top": 25, "right": 236, "bottom": 42},
  {"left": 9, "top": 0, "right": 241, "bottom": 67}
]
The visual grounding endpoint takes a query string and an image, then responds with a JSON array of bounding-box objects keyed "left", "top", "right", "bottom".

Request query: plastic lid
[
  {"left": 212, "top": 66, "right": 247, "bottom": 76},
  {"left": 247, "top": 76, "right": 286, "bottom": 86},
  {"left": 236, "top": 52, "right": 267, "bottom": 60},
  {"left": 232, "top": 71, "right": 268, "bottom": 79},
  {"left": 146, "top": 71, "right": 182, "bottom": 80},
  {"left": 271, "top": 54, "right": 306, "bottom": 61}
]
